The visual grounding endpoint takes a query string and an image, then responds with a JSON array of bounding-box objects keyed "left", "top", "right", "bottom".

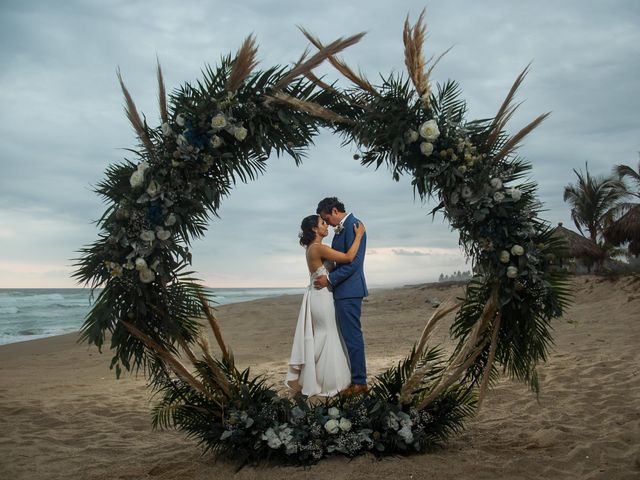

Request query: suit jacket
[{"left": 328, "top": 213, "right": 368, "bottom": 300}]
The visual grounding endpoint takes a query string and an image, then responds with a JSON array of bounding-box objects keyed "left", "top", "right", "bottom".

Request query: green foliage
[
  {"left": 74, "top": 24, "right": 572, "bottom": 465},
  {"left": 563, "top": 162, "right": 628, "bottom": 242}
]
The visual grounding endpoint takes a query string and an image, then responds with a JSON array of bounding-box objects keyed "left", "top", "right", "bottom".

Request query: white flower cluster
[
  {"left": 499, "top": 244, "right": 526, "bottom": 278},
  {"left": 385, "top": 411, "right": 415, "bottom": 444},
  {"left": 129, "top": 161, "right": 149, "bottom": 189},
  {"left": 261, "top": 424, "right": 297, "bottom": 454},
  {"left": 412, "top": 119, "right": 440, "bottom": 158},
  {"left": 405, "top": 119, "right": 441, "bottom": 158},
  {"left": 324, "top": 407, "right": 352, "bottom": 434}
]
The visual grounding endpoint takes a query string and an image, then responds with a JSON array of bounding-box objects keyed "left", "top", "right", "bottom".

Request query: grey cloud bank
[{"left": 1, "top": 0, "right": 638, "bottom": 287}]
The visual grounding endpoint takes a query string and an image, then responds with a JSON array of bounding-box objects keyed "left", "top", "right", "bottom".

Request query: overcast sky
[{"left": 0, "top": 0, "right": 638, "bottom": 288}]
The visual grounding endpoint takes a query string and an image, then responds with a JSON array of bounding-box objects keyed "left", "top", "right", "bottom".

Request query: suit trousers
[{"left": 334, "top": 297, "right": 366, "bottom": 385}]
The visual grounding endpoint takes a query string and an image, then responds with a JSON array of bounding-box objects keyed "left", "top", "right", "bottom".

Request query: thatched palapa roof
[
  {"left": 604, "top": 204, "right": 640, "bottom": 247},
  {"left": 551, "top": 223, "right": 606, "bottom": 260}
]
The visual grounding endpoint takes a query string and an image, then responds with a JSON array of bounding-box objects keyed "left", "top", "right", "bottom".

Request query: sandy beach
[{"left": 1, "top": 275, "right": 639, "bottom": 479}]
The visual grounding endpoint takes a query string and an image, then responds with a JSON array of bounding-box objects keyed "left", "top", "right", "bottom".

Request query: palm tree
[
  {"left": 614, "top": 156, "right": 640, "bottom": 200},
  {"left": 563, "top": 163, "right": 628, "bottom": 244},
  {"left": 605, "top": 156, "right": 640, "bottom": 257}
]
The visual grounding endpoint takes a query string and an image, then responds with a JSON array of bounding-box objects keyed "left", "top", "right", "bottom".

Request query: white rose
[
  {"left": 511, "top": 244, "right": 525, "bottom": 256},
  {"left": 508, "top": 188, "right": 522, "bottom": 201},
  {"left": 137, "top": 161, "right": 149, "bottom": 173},
  {"left": 262, "top": 428, "right": 282, "bottom": 449},
  {"left": 140, "top": 230, "right": 155, "bottom": 242},
  {"left": 506, "top": 266, "right": 518, "bottom": 279},
  {"left": 210, "top": 135, "right": 223, "bottom": 148},
  {"left": 499, "top": 250, "right": 510, "bottom": 263},
  {"left": 211, "top": 113, "right": 227, "bottom": 130},
  {"left": 164, "top": 213, "right": 177, "bottom": 227},
  {"left": 404, "top": 129, "right": 419, "bottom": 143},
  {"left": 129, "top": 170, "right": 144, "bottom": 188},
  {"left": 398, "top": 425, "right": 414, "bottom": 443},
  {"left": 419, "top": 119, "right": 440, "bottom": 142},
  {"left": 156, "top": 228, "right": 171, "bottom": 241},
  {"left": 139, "top": 268, "right": 155, "bottom": 283},
  {"left": 176, "top": 114, "right": 185, "bottom": 127},
  {"left": 161, "top": 122, "right": 172, "bottom": 136},
  {"left": 420, "top": 141, "right": 434, "bottom": 156},
  {"left": 146, "top": 180, "right": 160, "bottom": 198},
  {"left": 493, "top": 191, "right": 505, "bottom": 202},
  {"left": 327, "top": 407, "right": 341, "bottom": 418},
  {"left": 324, "top": 419, "right": 340, "bottom": 435},
  {"left": 339, "top": 417, "right": 352, "bottom": 432},
  {"left": 490, "top": 178, "right": 503, "bottom": 190},
  {"left": 233, "top": 126, "right": 248, "bottom": 141},
  {"left": 176, "top": 134, "right": 187, "bottom": 147},
  {"left": 135, "top": 257, "right": 148, "bottom": 271}
]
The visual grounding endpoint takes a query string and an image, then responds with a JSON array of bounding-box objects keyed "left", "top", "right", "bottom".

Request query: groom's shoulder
[{"left": 349, "top": 213, "right": 363, "bottom": 224}]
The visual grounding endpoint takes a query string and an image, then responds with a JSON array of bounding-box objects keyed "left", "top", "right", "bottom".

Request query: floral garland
[{"left": 74, "top": 14, "right": 570, "bottom": 465}]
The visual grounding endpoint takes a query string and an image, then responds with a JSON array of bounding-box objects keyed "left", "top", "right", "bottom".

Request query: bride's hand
[{"left": 354, "top": 221, "right": 365, "bottom": 237}]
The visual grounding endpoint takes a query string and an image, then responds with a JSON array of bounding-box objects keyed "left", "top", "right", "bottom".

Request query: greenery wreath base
[{"left": 74, "top": 12, "right": 571, "bottom": 465}]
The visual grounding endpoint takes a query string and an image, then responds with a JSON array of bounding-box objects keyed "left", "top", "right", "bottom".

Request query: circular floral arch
[{"left": 74, "top": 14, "right": 570, "bottom": 465}]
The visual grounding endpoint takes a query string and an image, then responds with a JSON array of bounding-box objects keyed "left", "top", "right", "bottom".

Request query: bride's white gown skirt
[{"left": 285, "top": 267, "right": 351, "bottom": 396}]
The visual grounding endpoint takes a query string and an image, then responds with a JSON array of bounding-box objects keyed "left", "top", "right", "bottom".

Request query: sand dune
[{"left": 1, "top": 275, "right": 639, "bottom": 479}]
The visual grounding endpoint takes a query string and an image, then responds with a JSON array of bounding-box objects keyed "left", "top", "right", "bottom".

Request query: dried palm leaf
[
  {"left": 485, "top": 65, "right": 530, "bottom": 151},
  {"left": 197, "top": 292, "right": 232, "bottom": 364},
  {"left": 265, "top": 91, "right": 353, "bottom": 124},
  {"left": 476, "top": 310, "right": 502, "bottom": 411},
  {"left": 297, "top": 27, "right": 375, "bottom": 94},
  {"left": 121, "top": 320, "right": 211, "bottom": 398},
  {"left": 493, "top": 112, "right": 550, "bottom": 163}
]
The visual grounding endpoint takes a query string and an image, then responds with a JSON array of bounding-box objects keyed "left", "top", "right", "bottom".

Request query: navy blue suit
[{"left": 329, "top": 213, "right": 368, "bottom": 384}]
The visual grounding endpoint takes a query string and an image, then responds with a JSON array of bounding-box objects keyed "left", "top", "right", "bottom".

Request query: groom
[{"left": 314, "top": 197, "right": 368, "bottom": 393}]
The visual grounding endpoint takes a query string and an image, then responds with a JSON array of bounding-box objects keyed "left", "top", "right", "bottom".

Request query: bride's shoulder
[{"left": 306, "top": 243, "right": 325, "bottom": 256}]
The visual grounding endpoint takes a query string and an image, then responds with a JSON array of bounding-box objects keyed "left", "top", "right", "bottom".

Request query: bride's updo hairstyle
[{"left": 299, "top": 215, "right": 319, "bottom": 247}]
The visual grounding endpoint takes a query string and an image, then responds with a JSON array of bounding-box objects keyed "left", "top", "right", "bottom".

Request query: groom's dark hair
[{"left": 316, "top": 197, "right": 345, "bottom": 215}]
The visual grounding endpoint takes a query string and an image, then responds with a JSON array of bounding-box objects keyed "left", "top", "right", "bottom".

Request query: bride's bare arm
[{"left": 318, "top": 222, "right": 365, "bottom": 263}]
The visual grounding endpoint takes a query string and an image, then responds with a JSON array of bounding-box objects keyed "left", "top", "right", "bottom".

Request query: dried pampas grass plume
[
  {"left": 227, "top": 34, "right": 259, "bottom": 92},
  {"left": 156, "top": 58, "right": 168, "bottom": 124},
  {"left": 117, "top": 68, "right": 156, "bottom": 156}
]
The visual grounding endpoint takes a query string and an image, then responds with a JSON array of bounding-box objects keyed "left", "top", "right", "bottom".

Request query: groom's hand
[{"left": 314, "top": 275, "right": 329, "bottom": 290}]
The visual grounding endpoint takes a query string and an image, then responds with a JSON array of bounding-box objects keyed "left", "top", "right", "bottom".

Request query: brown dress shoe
[
  {"left": 351, "top": 384, "right": 369, "bottom": 394},
  {"left": 341, "top": 384, "right": 368, "bottom": 395}
]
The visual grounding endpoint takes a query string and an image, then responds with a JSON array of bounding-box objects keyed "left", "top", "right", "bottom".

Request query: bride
[{"left": 285, "top": 214, "right": 365, "bottom": 396}]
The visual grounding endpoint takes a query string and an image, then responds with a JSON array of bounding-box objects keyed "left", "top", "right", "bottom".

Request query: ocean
[{"left": 0, "top": 287, "right": 304, "bottom": 346}]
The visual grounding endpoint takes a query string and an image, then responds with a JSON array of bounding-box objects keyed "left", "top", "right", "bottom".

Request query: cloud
[
  {"left": 391, "top": 249, "right": 430, "bottom": 256},
  {"left": 1, "top": 0, "right": 639, "bottom": 287}
]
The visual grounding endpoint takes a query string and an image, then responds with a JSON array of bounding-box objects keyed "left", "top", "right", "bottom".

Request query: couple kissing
[{"left": 285, "top": 196, "right": 368, "bottom": 397}]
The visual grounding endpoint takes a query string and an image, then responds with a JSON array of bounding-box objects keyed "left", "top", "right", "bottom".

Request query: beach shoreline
[{"left": 1, "top": 275, "right": 639, "bottom": 479}]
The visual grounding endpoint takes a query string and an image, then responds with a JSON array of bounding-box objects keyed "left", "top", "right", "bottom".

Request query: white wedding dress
[{"left": 285, "top": 262, "right": 351, "bottom": 396}]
